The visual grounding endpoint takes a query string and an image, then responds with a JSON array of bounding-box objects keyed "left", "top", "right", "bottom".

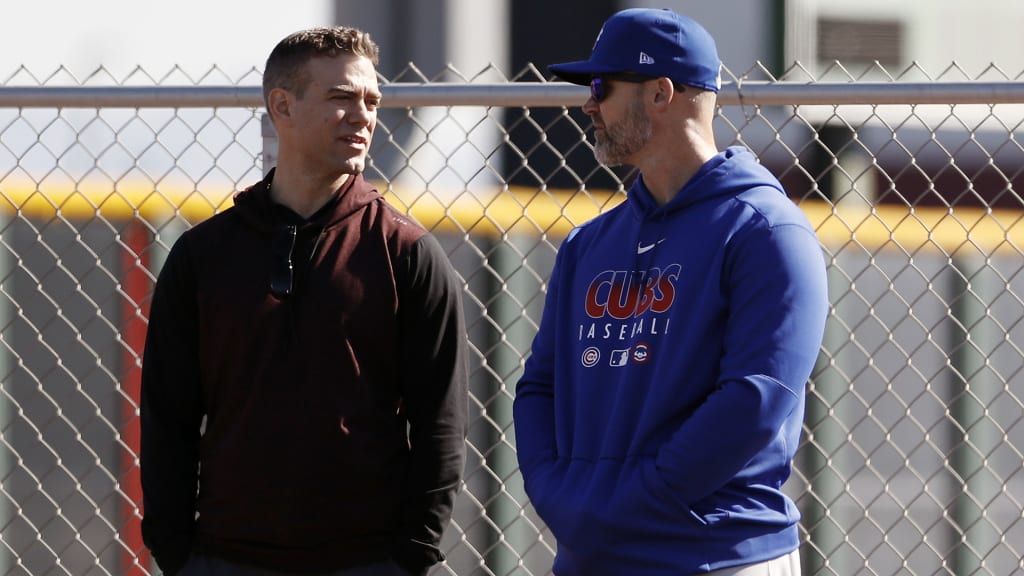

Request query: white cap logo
[{"left": 639, "top": 52, "right": 655, "bottom": 65}]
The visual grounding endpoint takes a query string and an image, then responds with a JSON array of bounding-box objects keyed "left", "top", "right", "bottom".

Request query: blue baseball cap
[{"left": 548, "top": 8, "right": 721, "bottom": 93}]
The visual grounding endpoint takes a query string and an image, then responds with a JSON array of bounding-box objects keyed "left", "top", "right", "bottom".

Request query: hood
[
  {"left": 231, "top": 168, "right": 381, "bottom": 232},
  {"left": 628, "top": 146, "right": 786, "bottom": 220}
]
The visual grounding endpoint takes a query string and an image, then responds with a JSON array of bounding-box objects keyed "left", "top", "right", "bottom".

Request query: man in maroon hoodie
[{"left": 140, "top": 26, "right": 468, "bottom": 576}]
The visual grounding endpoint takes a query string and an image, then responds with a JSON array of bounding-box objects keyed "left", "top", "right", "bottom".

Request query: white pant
[{"left": 705, "top": 549, "right": 801, "bottom": 576}]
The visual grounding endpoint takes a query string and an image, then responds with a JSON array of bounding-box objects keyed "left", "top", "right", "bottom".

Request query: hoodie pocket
[
  {"left": 527, "top": 458, "right": 588, "bottom": 549},
  {"left": 640, "top": 457, "right": 710, "bottom": 526},
  {"left": 538, "top": 457, "right": 717, "bottom": 574}
]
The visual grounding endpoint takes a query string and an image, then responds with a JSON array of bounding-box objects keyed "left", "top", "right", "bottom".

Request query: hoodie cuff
[
  {"left": 152, "top": 547, "right": 190, "bottom": 576},
  {"left": 394, "top": 540, "right": 441, "bottom": 576}
]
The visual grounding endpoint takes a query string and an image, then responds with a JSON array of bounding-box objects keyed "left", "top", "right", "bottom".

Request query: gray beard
[{"left": 594, "top": 98, "right": 652, "bottom": 166}]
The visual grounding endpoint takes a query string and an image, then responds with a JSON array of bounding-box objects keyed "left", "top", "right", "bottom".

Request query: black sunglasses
[
  {"left": 270, "top": 224, "right": 297, "bottom": 298},
  {"left": 589, "top": 73, "right": 659, "bottom": 102},
  {"left": 589, "top": 73, "right": 685, "bottom": 103}
]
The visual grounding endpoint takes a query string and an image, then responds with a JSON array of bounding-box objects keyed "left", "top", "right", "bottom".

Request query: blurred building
[{"left": 332, "top": 0, "right": 1024, "bottom": 206}]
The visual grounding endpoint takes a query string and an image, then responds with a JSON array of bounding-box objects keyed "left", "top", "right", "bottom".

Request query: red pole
[{"left": 120, "top": 219, "right": 152, "bottom": 575}]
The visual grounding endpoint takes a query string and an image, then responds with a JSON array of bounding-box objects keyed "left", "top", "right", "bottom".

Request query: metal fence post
[
  {"left": 802, "top": 263, "right": 846, "bottom": 576},
  {"left": 802, "top": 125, "right": 877, "bottom": 574},
  {"left": 481, "top": 233, "right": 535, "bottom": 576},
  {"left": 948, "top": 251, "right": 1000, "bottom": 575},
  {"left": 0, "top": 213, "right": 10, "bottom": 576}
]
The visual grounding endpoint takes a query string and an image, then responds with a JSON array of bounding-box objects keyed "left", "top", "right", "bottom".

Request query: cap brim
[{"left": 548, "top": 60, "right": 625, "bottom": 86}]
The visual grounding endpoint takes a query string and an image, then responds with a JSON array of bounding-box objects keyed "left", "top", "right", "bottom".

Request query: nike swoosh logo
[{"left": 637, "top": 239, "right": 664, "bottom": 254}]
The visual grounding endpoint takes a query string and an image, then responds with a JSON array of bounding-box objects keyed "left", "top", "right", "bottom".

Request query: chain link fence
[{"left": 1, "top": 62, "right": 1024, "bottom": 575}]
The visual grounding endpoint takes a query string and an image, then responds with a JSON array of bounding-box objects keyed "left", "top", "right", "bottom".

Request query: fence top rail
[{"left": 1, "top": 81, "right": 1023, "bottom": 108}]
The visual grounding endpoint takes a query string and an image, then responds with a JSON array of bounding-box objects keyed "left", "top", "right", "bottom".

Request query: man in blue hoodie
[{"left": 513, "top": 8, "right": 829, "bottom": 576}]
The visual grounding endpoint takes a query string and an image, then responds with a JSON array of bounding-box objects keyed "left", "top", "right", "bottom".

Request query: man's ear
[
  {"left": 267, "top": 87, "right": 292, "bottom": 124},
  {"left": 652, "top": 77, "right": 675, "bottom": 106}
]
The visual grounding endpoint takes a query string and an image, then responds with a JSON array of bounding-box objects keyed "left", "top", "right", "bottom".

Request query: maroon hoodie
[{"left": 140, "top": 170, "right": 468, "bottom": 575}]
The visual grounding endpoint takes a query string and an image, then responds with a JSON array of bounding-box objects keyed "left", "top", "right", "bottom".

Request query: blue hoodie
[{"left": 514, "top": 147, "right": 829, "bottom": 575}]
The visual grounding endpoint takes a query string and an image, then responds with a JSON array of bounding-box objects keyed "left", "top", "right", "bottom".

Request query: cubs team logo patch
[
  {"left": 581, "top": 347, "right": 601, "bottom": 367},
  {"left": 632, "top": 342, "right": 651, "bottom": 364}
]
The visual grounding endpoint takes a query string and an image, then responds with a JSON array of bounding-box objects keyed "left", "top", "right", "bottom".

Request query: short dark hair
[{"left": 262, "top": 26, "right": 380, "bottom": 107}]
